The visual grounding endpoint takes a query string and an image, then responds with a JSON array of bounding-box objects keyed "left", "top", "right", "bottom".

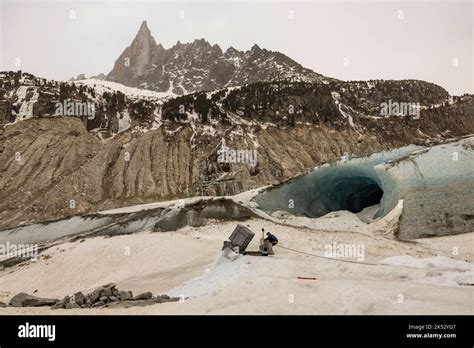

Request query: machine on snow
[{"left": 221, "top": 224, "right": 275, "bottom": 257}]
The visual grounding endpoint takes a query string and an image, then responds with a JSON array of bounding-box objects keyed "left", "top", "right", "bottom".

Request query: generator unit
[
  {"left": 222, "top": 224, "right": 275, "bottom": 256},
  {"left": 222, "top": 224, "right": 255, "bottom": 254}
]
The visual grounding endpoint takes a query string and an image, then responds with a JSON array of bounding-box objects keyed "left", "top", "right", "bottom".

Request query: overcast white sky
[{"left": 1, "top": 0, "right": 472, "bottom": 95}]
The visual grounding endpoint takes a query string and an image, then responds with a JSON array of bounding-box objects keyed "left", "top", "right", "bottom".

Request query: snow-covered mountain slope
[
  {"left": 0, "top": 71, "right": 169, "bottom": 136},
  {"left": 76, "top": 78, "right": 176, "bottom": 100}
]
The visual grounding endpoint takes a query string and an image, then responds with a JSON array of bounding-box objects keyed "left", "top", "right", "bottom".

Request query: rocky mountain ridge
[{"left": 107, "top": 21, "right": 330, "bottom": 94}]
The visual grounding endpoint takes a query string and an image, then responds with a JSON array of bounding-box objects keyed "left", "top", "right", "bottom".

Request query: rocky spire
[{"left": 107, "top": 21, "right": 159, "bottom": 83}]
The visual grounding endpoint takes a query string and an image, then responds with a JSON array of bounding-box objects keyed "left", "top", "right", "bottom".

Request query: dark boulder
[
  {"left": 118, "top": 290, "right": 133, "bottom": 301},
  {"left": 92, "top": 301, "right": 105, "bottom": 308},
  {"left": 133, "top": 291, "right": 153, "bottom": 300},
  {"left": 72, "top": 292, "right": 85, "bottom": 306},
  {"left": 65, "top": 302, "right": 81, "bottom": 309},
  {"left": 89, "top": 287, "right": 103, "bottom": 303},
  {"left": 9, "top": 292, "right": 59, "bottom": 307},
  {"left": 99, "top": 296, "right": 108, "bottom": 303}
]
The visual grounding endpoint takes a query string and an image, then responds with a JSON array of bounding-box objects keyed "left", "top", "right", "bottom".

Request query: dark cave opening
[
  {"left": 337, "top": 178, "right": 384, "bottom": 213},
  {"left": 255, "top": 161, "right": 390, "bottom": 219},
  {"left": 297, "top": 175, "right": 384, "bottom": 217}
]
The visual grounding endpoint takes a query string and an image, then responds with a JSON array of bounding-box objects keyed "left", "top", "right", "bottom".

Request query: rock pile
[{"left": 6, "top": 284, "right": 180, "bottom": 309}]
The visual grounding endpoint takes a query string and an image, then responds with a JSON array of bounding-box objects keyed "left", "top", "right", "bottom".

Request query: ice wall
[
  {"left": 376, "top": 137, "right": 474, "bottom": 239},
  {"left": 0, "top": 198, "right": 258, "bottom": 246}
]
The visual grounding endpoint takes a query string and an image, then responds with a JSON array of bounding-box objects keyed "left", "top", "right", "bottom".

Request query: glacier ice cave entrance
[
  {"left": 253, "top": 145, "right": 422, "bottom": 219},
  {"left": 253, "top": 164, "right": 387, "bottom": 218},
  {"left": 280, "top": 171, "right": 386, "bottom": 218}
]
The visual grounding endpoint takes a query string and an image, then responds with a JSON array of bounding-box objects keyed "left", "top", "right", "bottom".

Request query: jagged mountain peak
[{"left": 107, "top": 20, "right": 331, "bottom": 94}]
